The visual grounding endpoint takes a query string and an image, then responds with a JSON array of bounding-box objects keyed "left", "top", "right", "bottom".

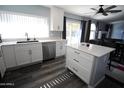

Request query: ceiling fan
[{"left": 90, "top": 5, "right": 122, "bottom": 16}]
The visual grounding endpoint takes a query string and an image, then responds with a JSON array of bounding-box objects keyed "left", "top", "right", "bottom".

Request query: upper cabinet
[{"left": 50, "top": 7, "right": 64, "bottom": 31}]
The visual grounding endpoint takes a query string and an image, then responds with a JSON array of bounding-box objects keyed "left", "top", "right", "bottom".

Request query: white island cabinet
[{"left": 66, "top": 43, "right": 115, "bottom": 87}]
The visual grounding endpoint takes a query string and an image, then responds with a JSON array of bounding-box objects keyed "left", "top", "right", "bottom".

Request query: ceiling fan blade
[
  {"left": 90, "top": 8, "right": 98, "bottom": 11},
  {"left": 93, "top": 12, "right": 99, "bottom": 16},
  {"left": 102, "top": 12, "right": 108, "bottom": 16},
  {"left": 106, "top": 10, "right": 122, "bottom": 13},
  {"left": 104, "top": 5, "right": 117, "bottom": 11}
]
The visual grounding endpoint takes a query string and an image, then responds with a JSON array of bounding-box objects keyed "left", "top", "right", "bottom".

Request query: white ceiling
[{"left": 56, "top": 5, "right": 124, "bottom": 23}]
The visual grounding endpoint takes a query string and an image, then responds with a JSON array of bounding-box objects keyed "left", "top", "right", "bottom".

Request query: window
[
  {"left": 66, "top": 19, "right": 81, "bottom": 44},
  {"left": 0, "top": 11, "right": 49, "bottom": 39},
  {"left": 89, "top": 23, "right": 96, "bottom": 40}
]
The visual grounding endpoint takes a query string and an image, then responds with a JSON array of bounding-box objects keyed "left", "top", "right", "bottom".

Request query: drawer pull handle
[
  {"left": 72, "top": 67, "right": 78, "bottom": 72},
  {"left": 74, "top": 51, "right": 80, "bottom": 54},
  {"left": 73, "top": 59, "right": 79, "bottom": 62}
]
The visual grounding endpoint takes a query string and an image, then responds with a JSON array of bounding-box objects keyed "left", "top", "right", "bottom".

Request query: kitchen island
[{"left": 66, "top": 42, "right": 115, "bottom": 87}]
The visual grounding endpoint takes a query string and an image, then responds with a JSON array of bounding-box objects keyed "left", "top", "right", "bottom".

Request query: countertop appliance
[{"left": 42, "top": 42, "right": 56, "bottom": 61}]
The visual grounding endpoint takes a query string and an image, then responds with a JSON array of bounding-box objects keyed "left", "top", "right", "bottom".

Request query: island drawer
[
  {"left": 67, "top": 46, "right": 94, "bottom": 61},
  {"left": 67, "top": 58, "right": 90, "bottom": 84},
  {"left": 73, "top": 57, "right": 93, "bottom": 72},
  {"left": 66, "top": 47, "right": 78, "bottom": 59}
]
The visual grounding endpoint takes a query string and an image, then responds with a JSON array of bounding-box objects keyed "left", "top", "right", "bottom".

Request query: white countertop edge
[
  {"left": 0, "top": 39, "right": 66, "bottom": 46},
  {"left": 67, "top": 43, "right": 115, "bottom": 57}
]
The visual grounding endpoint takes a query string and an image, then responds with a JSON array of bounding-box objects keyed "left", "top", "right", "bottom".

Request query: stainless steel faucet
[{"left": 25, "top": 32, "right": 30, "bottom": 41}]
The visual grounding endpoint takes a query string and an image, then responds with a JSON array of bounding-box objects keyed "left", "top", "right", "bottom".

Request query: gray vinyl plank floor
[{"left": 0, "top": 56, "right": 123, "bottom": 88}]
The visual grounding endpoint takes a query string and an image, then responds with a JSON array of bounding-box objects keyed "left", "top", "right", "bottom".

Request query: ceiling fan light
[{"left": 97, "top": 11, "right": 103, "bottom": 14}]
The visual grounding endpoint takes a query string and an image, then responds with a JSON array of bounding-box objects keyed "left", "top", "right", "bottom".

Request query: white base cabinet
[
  {"left": 0, "top": 47, "right": 6, "bottom": 78},
  {"left": 56, "top": 41, "right": 66, "bottom": 57},
  {"left": 1, "top": 40, "right": 66, "bottom": 72},
  {"left": 1, "top": 43, "right": 43, "bottom": 69},
  {"left": 30, "top": 43, "right": 43, "bottom": 63},
  {"left": 14, "top": 43, "right": 43, "bottom": 66},
  {"left": 14, "top": 44, "right": 31, "bottom": 66},
  {"left": 2, "top": 45, "right": 17, "bottom": 68},
  {"left": 66, "top": 46, "right": 109, "bottom": 87}
]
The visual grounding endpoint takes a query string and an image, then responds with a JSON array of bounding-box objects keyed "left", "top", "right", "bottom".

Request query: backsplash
[
  {"left": 49, "top": 31, "right": 62, "bottom": 39},
  {"left": 1, "top": 31, "right": 63, "bottom": 42}
]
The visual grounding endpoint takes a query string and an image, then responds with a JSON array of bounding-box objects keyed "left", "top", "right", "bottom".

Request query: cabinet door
[
  {"left": 50, "top": 7, "right": 58, "bottom": 31},
  {"left": 50, "top": 7, "right": 64, "bottom": 31},
  {"left": 60, "top": 41, "right": 66, "bottom": 56},
  {"left": 0, "top": 47, "right": 6, "bottom": 78},
  {"left": 15, "top": 44, "right": 31, "bottom": 66},
  {"left": 31, "top": 43, "right": 43, "bottom": 63},
  {"left": 56, "top": 42, "right": 61, "bottom": 57},
  {"left": 56, "top": 41, "right": 66, "bottom": 57},
  {"left": 57, "top": 9, "right": 64, "bottom": 31},
  {"left": 2, "top": 45, "right": 17, "bottom": 68}
]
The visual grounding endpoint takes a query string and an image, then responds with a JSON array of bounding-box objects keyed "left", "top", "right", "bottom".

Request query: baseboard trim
[
  {"left": 6, "top": 60, "right": 42, "bottom": 71},
  {"left": 94, "top": 76, "right": 105, "bottom": 87},
  {"left": 89, "top": 76, "right": 105, "bottom": 88}
]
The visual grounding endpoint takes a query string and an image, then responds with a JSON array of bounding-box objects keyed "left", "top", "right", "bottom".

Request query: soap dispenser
[{"left": 33, "top": 35, "right": 36, "bottom": 41}]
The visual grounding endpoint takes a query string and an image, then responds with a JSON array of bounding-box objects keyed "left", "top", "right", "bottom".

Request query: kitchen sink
[{"left": 17, "top": 40, "right": 39, "bottom": 43}]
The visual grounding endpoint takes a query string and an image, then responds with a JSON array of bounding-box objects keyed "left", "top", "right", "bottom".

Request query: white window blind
[{"left": 0, "top": 11, "right": 49, "bottom": 39}]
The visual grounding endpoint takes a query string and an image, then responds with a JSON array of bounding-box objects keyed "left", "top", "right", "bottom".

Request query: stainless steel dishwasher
[{"left": 42, "top": 42, "right": 56, "bottom": 61}]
